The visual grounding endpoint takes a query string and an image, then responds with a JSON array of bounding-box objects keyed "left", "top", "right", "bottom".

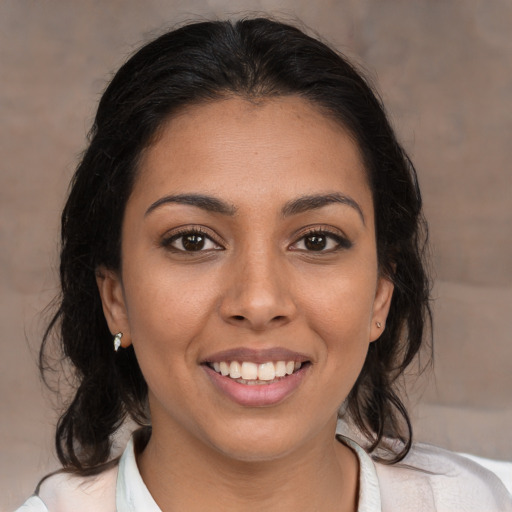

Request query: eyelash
[
  {"left": 290, "top": 228, "right": 352, "bottom": 253},
  {"left": 160, "top": 227, "right": 352, "bottom": 254},
  {"left": 161, "top": 227, "right": 223, "bottom": 253}
]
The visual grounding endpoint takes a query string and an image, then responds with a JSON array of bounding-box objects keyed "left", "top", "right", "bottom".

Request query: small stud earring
[
  {"left": 376, "top": 321, "right": 382, "bottom": 329},
  {"left": 113, "top": 332, "right": 123, "bottom": 352}
]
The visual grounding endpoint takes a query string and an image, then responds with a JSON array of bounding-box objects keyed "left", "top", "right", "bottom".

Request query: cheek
[
  {"left": 122, "top": 258, "right": 219, "bottom": 342},
  {"left": 120, "top": 263, "right": 226, "bottom": 400},
  {"left": 301, "top": 271, "right": 377, "bottom": 338},
  {"left": 124, "top": 279, "right": 206, "bottom": 400},
  {"left": 298, "top": 268, "right": 377, "bottom": 388}
]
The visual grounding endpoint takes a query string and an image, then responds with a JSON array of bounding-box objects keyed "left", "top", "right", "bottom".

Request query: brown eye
[
  {"left": 304, "top": 234, "right": 327, "bottom": 251},
  {"left": 290, "top": 230, "right": 352, "bottom": 253},
  {"left": 163, "top": 229, "right": 223, "bottom": 252},
  {"left": 182, "top": 234, "right": 206, "bottom": 251}
]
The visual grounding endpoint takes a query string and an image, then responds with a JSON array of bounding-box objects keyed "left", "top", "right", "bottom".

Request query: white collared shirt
[{"left": 15, "top": 435, "right": 512, "bottom": 511}]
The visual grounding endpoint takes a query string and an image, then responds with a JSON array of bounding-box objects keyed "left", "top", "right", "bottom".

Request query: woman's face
[{"left": 98, "top": 96, "right": 393, "bottom": 461}]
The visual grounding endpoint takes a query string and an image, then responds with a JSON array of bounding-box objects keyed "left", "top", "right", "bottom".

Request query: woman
[{"left": 17, "top": 17, "right": 512, "bottom": 512}]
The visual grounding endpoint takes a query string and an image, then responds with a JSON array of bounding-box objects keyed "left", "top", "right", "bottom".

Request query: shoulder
[
  {"left": 375, "top": 442, "right": 512, "bottom": 512},
  {"left": 15, "top": 464, "right": 118, "bottom": 512}
]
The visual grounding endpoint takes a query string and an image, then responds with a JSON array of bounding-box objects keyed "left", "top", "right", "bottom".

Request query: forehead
[{"left": 134, "top": 95, "right": 372, "bottom": 215}]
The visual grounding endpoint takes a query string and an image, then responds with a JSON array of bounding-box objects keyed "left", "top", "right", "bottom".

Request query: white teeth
[
  {"left": 241, "top": 362, "right": 258, "bottom": 380},
  {"left": 220, "top": 361, "right": 229, "bottom": 376},
  {"left": 211, "top": 360, "right": 304, "bottom": 381},
  {"left": 258, "top": 362, "right": 276, "bottom": 381},
  {"left": 229, "top": 361, "right": 241, "bottom": 379},
  {"left": 275, "top": 361, "right": 287, "bottom": 377}
]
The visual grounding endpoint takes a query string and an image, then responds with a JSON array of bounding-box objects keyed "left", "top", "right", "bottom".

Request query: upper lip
[{"left": 202, "top": 347, "right": 310, "bottom": 365}]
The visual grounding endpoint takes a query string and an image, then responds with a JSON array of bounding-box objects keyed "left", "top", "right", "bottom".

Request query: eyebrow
[
  {"left": 281, "top": 193, "right": 365, "bottom": 224},
  {"left": 145, "top": 191, "right": 364, "bottom": 223},
  {"left": 145, "top": 194, "right": 237, "bottom": 217}
]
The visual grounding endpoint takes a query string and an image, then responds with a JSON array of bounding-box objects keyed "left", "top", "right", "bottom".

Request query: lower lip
[{"left": 203, "top": 365, "right": 309, "bottom": 407}]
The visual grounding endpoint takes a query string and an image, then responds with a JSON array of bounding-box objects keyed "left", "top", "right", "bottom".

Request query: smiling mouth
[{"left": 206, "top": 360, "right": 308, "bottom": 385}]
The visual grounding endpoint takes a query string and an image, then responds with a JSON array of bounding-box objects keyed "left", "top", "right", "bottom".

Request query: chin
[
  {"left": 215, "top": 436, "right": 299, "bottom": 463},
  {"left": 201, "top": 416, "right": 322, "bottom": 463}
]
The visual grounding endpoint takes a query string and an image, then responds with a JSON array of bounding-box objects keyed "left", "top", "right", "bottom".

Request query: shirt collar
[
  {"left": 116, "top": 436, "right": 161, "bottom": 511},
  {"left": 338, "top": 435, "right": 382, "bottom": 512}
]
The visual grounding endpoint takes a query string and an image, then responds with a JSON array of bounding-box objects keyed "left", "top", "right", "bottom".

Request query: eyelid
[
  {"left": 289, "top": 224, "right": 352, "bottom": 251},
  {"left": 292, "top": 224, "right": 349, "bottom": 241},
  {"left": 160, "top": 225, "right": 225, "bottom": 251}
]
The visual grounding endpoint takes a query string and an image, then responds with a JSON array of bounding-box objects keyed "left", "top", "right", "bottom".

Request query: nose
[{"left": 219, "top": 247, "right": 297, "bottom": 331}]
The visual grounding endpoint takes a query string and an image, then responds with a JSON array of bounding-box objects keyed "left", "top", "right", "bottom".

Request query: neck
[{"left": 137, "top": 420, "right": 359, "bottom": 512}]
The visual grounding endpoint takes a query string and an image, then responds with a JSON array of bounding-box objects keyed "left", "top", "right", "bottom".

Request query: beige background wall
[{"left": 1, "top": 1, "right": 511, "bottom": 510}]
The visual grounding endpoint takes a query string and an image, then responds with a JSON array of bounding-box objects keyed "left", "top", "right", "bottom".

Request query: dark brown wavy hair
[{"left": 40, "top": 17, "right": 432, "bottom": 474}]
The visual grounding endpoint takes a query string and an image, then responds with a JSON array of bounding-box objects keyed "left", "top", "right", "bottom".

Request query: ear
[
  {"left": 96, "top": 266, "right": 132, "bottom": 348},
  {"left": 369, "top": 275, "right": 394, "bottom": 342}
]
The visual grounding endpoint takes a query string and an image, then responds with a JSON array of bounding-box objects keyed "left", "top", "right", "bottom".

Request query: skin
[{"left": 97, "top": 96, "right": 394, "bottom": 512}]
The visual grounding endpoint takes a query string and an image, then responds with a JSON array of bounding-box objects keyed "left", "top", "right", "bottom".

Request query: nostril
[{"left": 232, "top": 315, "right": 245, "bottom": 321}]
